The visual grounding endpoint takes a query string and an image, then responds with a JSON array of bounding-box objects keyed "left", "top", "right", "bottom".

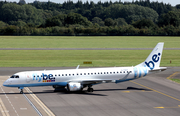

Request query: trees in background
[
  {"left": 158, "top": 11, "right": 180, "bottom": 27},
  {"left": 0, "top": 0, "right": 180, "bottom": 35}
]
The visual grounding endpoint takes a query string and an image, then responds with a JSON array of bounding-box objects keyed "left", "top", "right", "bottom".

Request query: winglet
[{"left": 76, "top": 65, "right": 80, "bottom": 69}]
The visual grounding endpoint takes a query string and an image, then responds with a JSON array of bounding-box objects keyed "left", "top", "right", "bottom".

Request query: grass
[
  {"left": 0, "top": 36, "right": 179, "bottom": 67},
  {"left": 0, "top": 36, "right": 180, "bottom": 48},
  {"left": 170, "top": 79, "right": 180, "bottom": 84},
  {"left": 0, "top": 50, "right": 179, "bottom": 67}
]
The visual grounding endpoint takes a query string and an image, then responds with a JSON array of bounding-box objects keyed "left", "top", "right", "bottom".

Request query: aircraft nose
[{"left": 3, "top": 80, "right": 9, "bottom": 86}]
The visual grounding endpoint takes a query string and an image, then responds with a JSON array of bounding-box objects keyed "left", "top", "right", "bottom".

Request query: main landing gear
[
  {"left": 87, "top": 88, "right": 93, "bottom": 92},
  {"left": 87, "top": 85, "right": 93, "bottom": 92},
  {"left": 18, "top": 87, "right": 24, "bottom": 94}
]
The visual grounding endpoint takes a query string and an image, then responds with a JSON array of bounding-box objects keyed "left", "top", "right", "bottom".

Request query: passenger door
[{"left": 26, "top": 73, "right": 32, "bottom": 83}]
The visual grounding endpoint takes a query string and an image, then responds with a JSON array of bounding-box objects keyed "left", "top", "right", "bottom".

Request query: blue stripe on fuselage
[
  {"left": 4, "top": 82, "right": 67, "bottom": 87},
  {"left": 134, "top": 67, "right": 137, "bottom": 78},
  {"left": 138, "top": 68, "right": 141, "bottom": 78}
]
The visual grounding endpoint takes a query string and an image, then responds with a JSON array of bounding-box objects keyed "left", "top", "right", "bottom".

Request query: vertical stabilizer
[{"left": 136, "top": 42, "right": 164, "bottom": 70}]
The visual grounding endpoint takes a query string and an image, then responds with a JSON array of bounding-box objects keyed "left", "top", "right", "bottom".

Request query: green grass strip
[
  {"left": 0, "top": 50, "right": 179, "bottom": 67},
  {"left": 170, "top": 79, "right": 180, "bottom": 84},
  {"left": 0, "top": 36, "right": 180, "bottom": 48}
]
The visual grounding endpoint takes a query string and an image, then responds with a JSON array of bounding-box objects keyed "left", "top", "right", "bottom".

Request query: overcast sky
[{"left": 2, "top": 0, "right": 179, "bottom": 6}]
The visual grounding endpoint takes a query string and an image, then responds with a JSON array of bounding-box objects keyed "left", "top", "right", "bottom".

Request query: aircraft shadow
[
  {"left": 31, "top": 86, "right": 151, "bottom": 96},
  {"left": 0, "top": 87, "right": 151, "bottom": 95},
  {"left": 94, "top": 87, "right": 152, "bottom": 92}
]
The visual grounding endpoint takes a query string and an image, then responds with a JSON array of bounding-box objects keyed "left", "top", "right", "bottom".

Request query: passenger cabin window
[{"left": 59, "top": 74, "right": 60, "bottom": 76}]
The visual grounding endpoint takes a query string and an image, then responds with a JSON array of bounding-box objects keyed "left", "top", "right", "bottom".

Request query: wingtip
[{"left": 158, "top": 42, "right": 164, "bottom": 44}]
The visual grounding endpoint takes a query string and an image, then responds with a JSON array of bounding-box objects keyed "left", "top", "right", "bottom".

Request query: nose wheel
[
  {"left": 20, "top": 89, "right": 23, "bottom": 94},
  {"left": 18, "top": 87, "right": 24, "bottom": 94}
]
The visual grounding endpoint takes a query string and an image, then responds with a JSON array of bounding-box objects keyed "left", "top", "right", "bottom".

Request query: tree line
[{"left": 0, "top": 0, "right": 180, "bottom": 36}]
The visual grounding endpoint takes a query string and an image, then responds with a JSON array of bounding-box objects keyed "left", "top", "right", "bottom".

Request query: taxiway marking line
[
  {"left": 154, "top": 105, "right": 180, "bottom": 109},
  {"left": 130, "top": 81, "right": 180, "bottom": 102},
  {"left": 25, "top": 87, "right": 55, "bottom": 116},
  {"left": 0, "top": 86, "right": 19, "bottom": 116},
  {"left": 167, "top": 72, "right": 179, "bottom": 79},
  {"left": 0, "top": 98, "right": 9, "bottom": 116},
  {"left": 122, "top": 90, "right": 152, "bottom": 93}
]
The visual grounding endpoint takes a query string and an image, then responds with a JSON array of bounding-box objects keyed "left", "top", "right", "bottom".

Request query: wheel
[
  {"left": 20, "top": 89, "right": 23, "bottom": 94},
  {"left": 87, "top": 88, "right": 93, "bottom": 92}
]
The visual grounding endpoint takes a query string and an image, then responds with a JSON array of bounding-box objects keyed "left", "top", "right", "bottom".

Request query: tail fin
[{"left": 136, "top": 42, "right": 164, "bottom": 70}]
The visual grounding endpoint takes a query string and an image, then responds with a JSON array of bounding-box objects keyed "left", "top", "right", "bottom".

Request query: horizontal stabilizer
[{"left": 149, "top": 67, "right": 167, "bottom": 72}]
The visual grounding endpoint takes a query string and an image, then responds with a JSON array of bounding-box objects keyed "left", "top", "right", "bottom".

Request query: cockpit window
[
  {"left": 15, "top": 76, "right": 19, "bottom": 78},
  {"left": 10, "top": 75, "right": 15, "bottom": 78},
  {"left": 10, "top": 75, "right": 19, "bottom": 78}
]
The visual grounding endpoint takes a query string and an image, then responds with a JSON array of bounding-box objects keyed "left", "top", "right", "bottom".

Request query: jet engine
[{"left": 67, "top": 82, "right": 83, "bottom": 91}]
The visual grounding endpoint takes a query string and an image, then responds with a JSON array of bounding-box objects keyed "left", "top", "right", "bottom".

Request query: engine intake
[{"left": 67, "top": 82, "right": 83, "bottom": 91}]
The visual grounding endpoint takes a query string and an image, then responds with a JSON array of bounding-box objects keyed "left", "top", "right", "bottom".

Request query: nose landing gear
[
  {"left": 18, "top": 87, "right": 24, "bottom": 94},
  {"left": 20, "top": 89, "right": 23, "bottom": 94}
]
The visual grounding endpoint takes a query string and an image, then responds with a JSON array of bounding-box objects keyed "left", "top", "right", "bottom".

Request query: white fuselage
[{"left": 3, "top": 66, "right": 149, "bottom": 88}]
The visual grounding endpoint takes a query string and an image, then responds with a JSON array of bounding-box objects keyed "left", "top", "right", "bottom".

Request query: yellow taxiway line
[
  {"left": 130, "top": 80, "right": 180, "bottom": 102},
  {"left": 154, "top": 105, "right": 180, "bottom": 109},
  {"left": 166, "top": 72, "right": 179, "bottom": 79}
]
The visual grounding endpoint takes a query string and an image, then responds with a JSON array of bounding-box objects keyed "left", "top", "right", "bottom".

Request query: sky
[{"left": 2, "top": 0, "right": 179, "bottom": 6}]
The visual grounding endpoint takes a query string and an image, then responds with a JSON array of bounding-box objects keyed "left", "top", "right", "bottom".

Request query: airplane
[{"left": 3, "top": 42, "right": 167, "bottom": 94}]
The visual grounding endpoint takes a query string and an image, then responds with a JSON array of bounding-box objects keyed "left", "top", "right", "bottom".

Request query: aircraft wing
[{"left": 69, "top": 79, "right": 113, "bottom": 85}]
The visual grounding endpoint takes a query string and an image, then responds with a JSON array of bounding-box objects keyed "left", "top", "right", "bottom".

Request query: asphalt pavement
[{"left": 0, "top": 67, "right": 180, "bottom": 116}]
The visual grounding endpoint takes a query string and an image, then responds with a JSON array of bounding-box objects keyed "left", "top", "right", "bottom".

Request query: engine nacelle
[{"left": 67, "top": 82, "right": 83, "bottom": 91}]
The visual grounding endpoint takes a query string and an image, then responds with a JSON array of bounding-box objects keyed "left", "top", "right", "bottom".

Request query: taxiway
[{"left": 0, "top": 67, "right": 180, "bottom": 116}]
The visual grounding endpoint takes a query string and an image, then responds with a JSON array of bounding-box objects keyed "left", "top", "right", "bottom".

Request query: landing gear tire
[
  {"left": 87, "top": 88, "right": 93, "bottom": 92},
  {"left": 20, "top": 89, "right": 23, "bottom": 94}
]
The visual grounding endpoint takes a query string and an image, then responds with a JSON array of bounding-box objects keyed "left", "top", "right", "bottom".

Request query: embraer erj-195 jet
[{"left": 3, "top": 43, "right": 166, "bottom": 93}]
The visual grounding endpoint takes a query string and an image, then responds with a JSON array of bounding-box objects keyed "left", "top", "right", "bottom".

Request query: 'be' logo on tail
[{"left": 145, "top": 53, "right": 161, "bottom": 70}]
